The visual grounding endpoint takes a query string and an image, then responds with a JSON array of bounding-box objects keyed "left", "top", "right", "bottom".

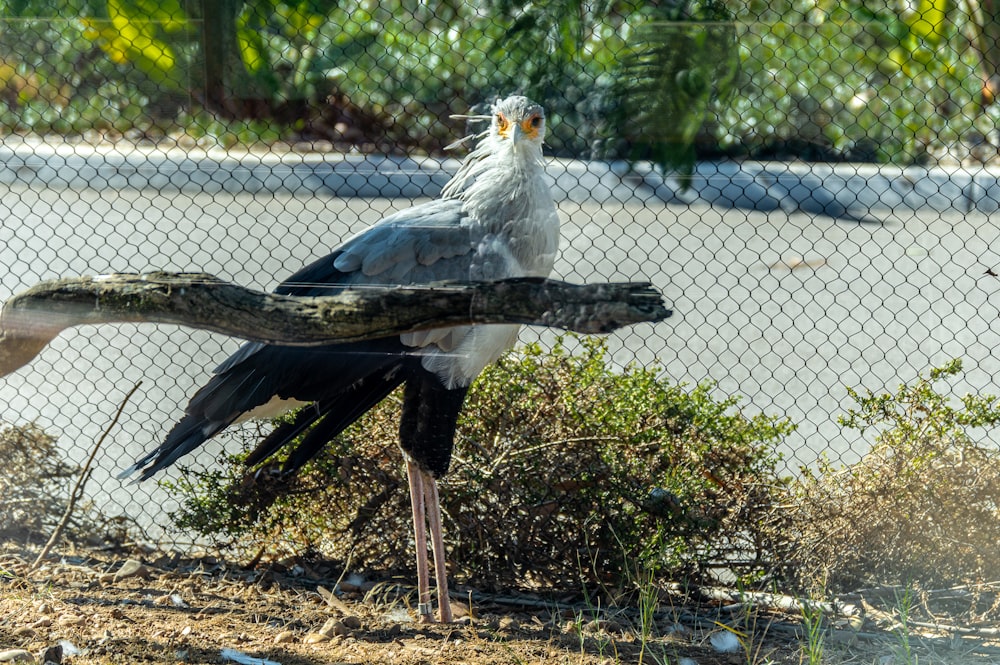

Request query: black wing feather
[{"left": 126, "top": 198, "right": 478, "bottom": 480}]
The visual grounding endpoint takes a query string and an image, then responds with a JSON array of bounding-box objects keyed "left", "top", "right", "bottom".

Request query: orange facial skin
[{"left": 496, "top": 111, "right": 543, "bottom": 141}]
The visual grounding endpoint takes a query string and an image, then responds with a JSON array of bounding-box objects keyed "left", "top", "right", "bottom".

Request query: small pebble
[
  {"left": 498, "top": 617, "right": 519, "bottom": 631},
  {"left": 113, "top": 559, "right": 150, "bottom": 582},
  {"left": 302, "top": 632, "right": 330, "bottom": 644},
  {"left": 318, "top": 619, "right": 350, "bottom": 637},
  {"left": 382, "top": 607, "right": 410, "bottom": 623},
  {"left": 273, "top": 631, "right": 295, "bottom": 644},
  {"left": 36, "top": 645, "right": 61, "bottom": 665},
  {"left": 340, "top": 616, "right": 362, "bottom": 630},
  {"left": 55, "top": 615, "right": 85, "bottom": 628},
  {"left": 0, "top": 650, "right": 34, "bottom": 663}
]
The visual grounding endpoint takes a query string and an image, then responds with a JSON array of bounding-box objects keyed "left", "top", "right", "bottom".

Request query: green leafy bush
[
  {"left": 0, "top": 16, "right": 166, "bottom": 136},
  {"left": 0, "top": 1, "right": 735, "bottom": 167},
  {"left": 601, "top": 0, "right": 739, "bottom": 179},
  {"left": 787, "top": 359, "right": 1000, "bottom": 590},
  {"left": 165, "top": 335, "right": 793, "bottom": 591}
]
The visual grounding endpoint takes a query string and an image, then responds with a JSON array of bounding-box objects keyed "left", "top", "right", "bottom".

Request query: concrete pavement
[{"left": 2, "top": 135, "right": 998, "bottom": 216}]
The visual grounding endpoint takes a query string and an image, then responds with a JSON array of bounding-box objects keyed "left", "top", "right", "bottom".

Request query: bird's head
[
  {"left": 440, "top": 95, "right": 548, "bottom": 199},
  {"left": 490, "top": 96, "right": 546, "bottom": 149}
]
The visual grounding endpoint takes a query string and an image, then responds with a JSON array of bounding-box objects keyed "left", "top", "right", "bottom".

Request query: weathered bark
[
  {"left": 0, "top": 272, "right": 671, "bottom": 378},
  {"left": 195, "top": 0, "right": 267, "bottom": 119}
]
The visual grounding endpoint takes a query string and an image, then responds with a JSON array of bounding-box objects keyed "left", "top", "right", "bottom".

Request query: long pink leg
[
  {"left": 406, "top": 460, "right": 433, "bottom": 623},
  {"left": 423, "top": 473, "right": 452, "bottom": 623}
]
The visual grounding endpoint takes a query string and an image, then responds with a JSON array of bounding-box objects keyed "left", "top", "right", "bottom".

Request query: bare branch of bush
[
  {"left": 0, "top": 423, "right": 78, "bottom": 539},
  {"left": 32, "top": 382, "right": 142, "bottom": 570}
]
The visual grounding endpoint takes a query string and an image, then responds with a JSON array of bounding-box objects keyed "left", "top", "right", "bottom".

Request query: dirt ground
[{"left": 2, "top": 541, "right": 998, "bottom": 665}]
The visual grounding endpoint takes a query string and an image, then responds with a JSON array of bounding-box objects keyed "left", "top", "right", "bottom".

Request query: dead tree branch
[{"left": 0, "top": 272, "right": 671, "bottom": 377}]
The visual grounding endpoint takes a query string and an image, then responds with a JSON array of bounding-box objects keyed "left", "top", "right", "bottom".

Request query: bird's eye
[
  {"left": 496, "top": 113, "right": 508, "bottom": 128},
  {"left": 530, "top": 115, "right": 542, "bottom": 128}
]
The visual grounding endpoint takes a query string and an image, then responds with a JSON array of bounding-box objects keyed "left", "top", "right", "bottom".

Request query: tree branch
[{"left": 0, "top": 272, "right": 671, "bottom": 378}]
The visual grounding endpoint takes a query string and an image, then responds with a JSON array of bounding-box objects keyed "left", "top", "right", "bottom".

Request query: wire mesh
[{"left": 0, "top": 3, "right": 998, "bottom": 555}]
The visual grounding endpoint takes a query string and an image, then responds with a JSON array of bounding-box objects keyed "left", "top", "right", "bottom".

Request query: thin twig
[{"left": 31, "top": 381, "right": 143, "bottom": 570}]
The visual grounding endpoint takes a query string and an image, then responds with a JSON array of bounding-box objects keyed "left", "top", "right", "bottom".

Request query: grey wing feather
[
  {"left": 214, "top": 198, "right": 490, "bottom": 376},
  {"left": 333, "top": 199, "right": 476, "bottom": 279}
]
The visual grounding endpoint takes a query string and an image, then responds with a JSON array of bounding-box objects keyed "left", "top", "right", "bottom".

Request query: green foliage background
[{"left": 2, "top": 0, "right": 993, "bottom": 164}]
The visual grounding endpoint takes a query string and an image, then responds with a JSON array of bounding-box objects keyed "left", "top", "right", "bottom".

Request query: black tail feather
[
  {"left": 241, "top": 367, "right": 406, "bottom": 474},
  {"left": 125, "top": 337, "right": 413, "bottom": 480},
  {"left": 123, "top": 413, "right": 229, "bottom": 481},
  {"left": 281, "top": 373, "right": 405, "bottom": 473},
  {"left": 244, "top": 405, "right": 324, "bottom": 468}
]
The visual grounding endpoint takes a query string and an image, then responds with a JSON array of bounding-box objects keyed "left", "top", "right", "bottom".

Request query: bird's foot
[{"left": 417, "top": 602, "right": 435, "bottom": 624}]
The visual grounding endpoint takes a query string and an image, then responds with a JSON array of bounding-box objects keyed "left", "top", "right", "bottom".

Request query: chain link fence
[{"left": 1, "top": 2, "right": 999, "bottom": 559}]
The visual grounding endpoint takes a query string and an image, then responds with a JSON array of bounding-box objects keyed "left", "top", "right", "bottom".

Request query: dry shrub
[
  {"left": 444, "top": 337, "right": 793, "bottom": 590},
  {"left": 787, "top": 359, "right": 1000, "bottom": 591},
  {"left": 0, "top": 422, "right": 77, "bottom": 537},
  {"left": 167, "top": 335, "right": 793, "bottom": 591},
  {"left": 0, "top": 421, "right": 137, "bottom": 546}
]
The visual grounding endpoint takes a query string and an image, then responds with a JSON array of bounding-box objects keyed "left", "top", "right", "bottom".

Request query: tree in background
[
  {"left": 964, "top": 0, "right": 1000, "bottom": 107},
  {"left": 1, "top": 0, "right": 737, "bottom": 173},
  {"left": 7, "top": 0, "right": 999, "bottom": 164}
]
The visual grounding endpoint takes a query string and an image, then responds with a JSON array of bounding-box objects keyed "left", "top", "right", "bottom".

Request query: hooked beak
[{"left": 510, "top": 123, "right": 526, "bottom": 151}]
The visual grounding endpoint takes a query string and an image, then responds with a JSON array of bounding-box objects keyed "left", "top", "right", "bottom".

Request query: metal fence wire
[{"left": 1, "top": 4, "right": 999, "bottom": 555}]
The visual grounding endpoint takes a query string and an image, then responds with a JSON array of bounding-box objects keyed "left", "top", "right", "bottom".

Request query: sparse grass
[
  {"left": 635, "top": 565, "right": 660, "bottom": 665},
  {"left": 731, "top": 592, "right": 779, "bottom": 665},
  {"left": 893, "top": 584, "right": 919, "bottom": 665},
  {"left": 799, "top": 598, "right": 826, "bottom": 665}
]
